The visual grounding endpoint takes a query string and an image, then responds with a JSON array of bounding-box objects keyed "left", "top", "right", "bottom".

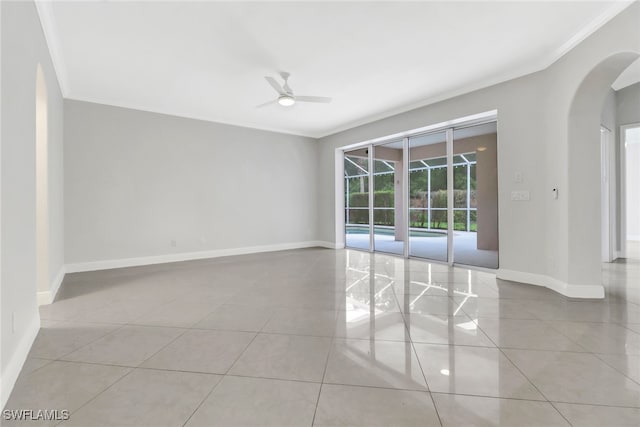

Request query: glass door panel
[
  {"left": 344, "top": 149, "right": 370, "bottom": 250},
  {"left": 452, "top": 123, "right": 499, "bottom": 268},
  {"left": 373, "top": 141, "right": 404, "bottom": 255},
  {"left": 408, "top": 131, "right": 448, "bottom": 262}
]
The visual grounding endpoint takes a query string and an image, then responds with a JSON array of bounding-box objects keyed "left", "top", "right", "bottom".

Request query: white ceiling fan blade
[
  {"left": 265, "top": 76, "right": 285, "bottom": 95},
  {"left": 256, "top": 99, "right": 278, "bottom": 108},
  {"left": 296, "top": 96, "right": 332, "bottom": 103}
]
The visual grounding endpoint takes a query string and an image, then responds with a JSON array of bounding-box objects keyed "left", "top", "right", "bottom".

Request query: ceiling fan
[{"left": 258, "top": 72, "right": 332, "bottom": 108}]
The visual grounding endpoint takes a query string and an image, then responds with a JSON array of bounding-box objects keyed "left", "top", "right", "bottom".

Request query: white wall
[
  {"left": 316, "top": 2, "right": 640, "bottom": 298},
  {"left": 64, "top": 100, "right": 318, "bottom": 267},
  {"left": 602, "top": 89, "right": 617, "bottom": 130},
  {"left": 318, "top": 70, "right": 550, "bottom": 278},
  {"left": 1, "top": 1, "right": 64, "bottom": 408}
]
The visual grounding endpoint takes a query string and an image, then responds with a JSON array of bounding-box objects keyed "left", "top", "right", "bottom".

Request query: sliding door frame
[
  {"left": 368, "top": 145, "right": 375, "bottom": 252},
  {"left": 402, "top": 137, "right": 410, "bottom": 258},
  {"left": 340, "top": 113, "right": 497, "bottom": 268},
  {"left": 446, "top": 128, "right": 454, "bottom": 266}
]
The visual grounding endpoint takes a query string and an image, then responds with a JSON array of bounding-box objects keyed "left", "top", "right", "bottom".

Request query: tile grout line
[
  {"left": 546, "top": 398, "right": 640, "bottom": 410},
  {"left": 541, "top": 319, "right": 640, "bottom": 387},
  {"left": 426, "top": 391, "right": 640, "bottom": 408},
  {"left": 393, "top": 278, "right": 444, "bottom": 427},
  {"left": 41, "top": 359, "right": 640, "bottom": 412},
  {"left": 50, "top": 323, "right": 129, "bottom": 362},
  {"left": 179, "top": 371, "right": 225, "bottom": 427},
  {"left": 547, "top": 401, "right": 576, "bottom": 427},
  {"left": 311, "top": 319, "right": 337, "bottom": 426},
  {"left": 8, "top": 357, "right": 57, "bottom": 387},
  {"left": 25, "top": 250, "right": 640, "bottom": 427},
  {"left": 57, "top": 324, "right": 188, "bottom": 366},
  {"left": 471, "top": 315, "right": 594, "bottom": 354},
  {"left": 53, "top": 364, "right": 136, "bottom": 426},
  {"left": 476, "top": 322, "right": 576, "bottom": 426},
  {"left": 470, "top": 329, "right": 579, "bottom": 427},
  {"left": 181, "top": 281, "right": 267, "bottom": 427},
  {"left": 590, "top": 352, "right": 640, "bottom": 387},
  {"left": 616, "top": 321, "right": 640, "bottom": 335},
  {"left": 52, "top": 323, "right": 193, "bottom": 424},
  {"left": 133, "top": 325, "right": 192, "bottom": 368}
]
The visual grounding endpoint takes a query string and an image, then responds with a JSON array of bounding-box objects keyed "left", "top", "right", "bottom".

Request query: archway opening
[{"left": 567, "top": 52, "right": 639, "bottom": 296}]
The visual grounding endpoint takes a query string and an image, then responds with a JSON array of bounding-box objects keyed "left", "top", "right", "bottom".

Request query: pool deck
[{"left": 346, "top": 230, "right": 498, "bottom": 269}]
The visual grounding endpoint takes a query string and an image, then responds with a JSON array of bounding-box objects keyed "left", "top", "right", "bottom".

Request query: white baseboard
[
  {"left": 65, "top": 241, "right": 331, "bottom": 273},
  {"left": 36, "top": 265, "right": 66, "bottom": 306},
  {"left": 627, "top": 235, "right": 640, "bottom": 242},
  {"left": 497, "top": 269, "right": 605, "bottom": 299},
  {"left": 1, "top": 311, "right": 40, "bottom": 410},
  {"left": 315, "top": 241, "right": 343, "bottom": 249}
]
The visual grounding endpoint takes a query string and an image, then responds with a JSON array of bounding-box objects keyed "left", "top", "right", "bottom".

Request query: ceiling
[
  {"left": 38, "top": 1, "right": 635, "bottom": 138},
  {"left": 612, "top": 57, "right": 640, "bottom": 90}
]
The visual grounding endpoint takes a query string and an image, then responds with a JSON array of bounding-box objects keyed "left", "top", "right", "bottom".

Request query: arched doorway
[{"left": 567, "top": 52, "right": 639, "bottom": 295}]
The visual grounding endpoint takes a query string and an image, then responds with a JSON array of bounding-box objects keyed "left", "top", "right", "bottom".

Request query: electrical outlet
[
  {"left": 170, "top": 239, "right": 177, "bottom": 247},
  {"left": 511, "top": 190, "right": 530, "bottom": 201}
]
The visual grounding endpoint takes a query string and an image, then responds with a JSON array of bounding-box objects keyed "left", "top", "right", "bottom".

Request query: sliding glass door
[
  {"left": 408, "top": 131, "right": 448, "bottom": 262},
  {"left": 373, "top": 140, "right": 404, "bottom": 255},
  {"left": 452, "top": 123, "right": 499, "bottom": 268},
  {"left": 343, "top": 121, "right": 498, "bottom": 269},
  {"left": 344, "top": 149, "right": 370, "bottom": 250}
]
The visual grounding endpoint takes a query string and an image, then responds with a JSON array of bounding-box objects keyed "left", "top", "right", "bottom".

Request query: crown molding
[
  {"left": 33, "top": 1, "right": 634, "bottom": 138},
  {"left": 546, "top": 0, "right": 636, "bottom": 70},
  {"left": 318, "top": 1, "right": 637, "bottom": 139}
]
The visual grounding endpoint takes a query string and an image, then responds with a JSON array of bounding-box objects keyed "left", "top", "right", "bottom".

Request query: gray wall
[
  {"left": 318, "top": 71, "right": 548, "bottom": 276},
  {"left": 602, "top": 88, "right": 617, "bottom": 132},
  {"left": 317, "top": 2, "right": 640, "bottom": 295},
  {"left": 64, "top": 100, "right": 318, "bottom": 264},
  {"left": 617, "top": 82, "right": 640, "bottom": 126},
  {"left": 1, "top": 0, "right": 64, "bottom": 407}
]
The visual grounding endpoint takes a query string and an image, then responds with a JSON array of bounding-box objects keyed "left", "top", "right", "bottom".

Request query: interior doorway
[
  {"left": 622, "top": 124, "right": 640, "bottom": 260},
  {"left": 601, "top": 126, "right": 613, "bottom": 262}
]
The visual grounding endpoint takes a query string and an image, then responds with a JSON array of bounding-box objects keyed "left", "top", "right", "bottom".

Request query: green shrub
[
  {"left": 350, "top": 192, "right": 369, "bottom": 208},
  {"left": 348, "top": 189, "right": 477, "bottom": 230}
]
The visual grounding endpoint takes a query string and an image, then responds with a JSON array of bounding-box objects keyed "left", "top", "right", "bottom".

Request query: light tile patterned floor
[{"left": 4, "top": 248, "right": 640, "bottom": 426}]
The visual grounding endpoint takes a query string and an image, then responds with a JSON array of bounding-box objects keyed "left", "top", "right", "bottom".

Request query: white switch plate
[{"left": 511, "top": 190, "right": 530, "bottom": 201}]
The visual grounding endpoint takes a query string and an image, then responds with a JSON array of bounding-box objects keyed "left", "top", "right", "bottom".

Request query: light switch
[{"left": 515, "top": 172, "right": 523, "bottom": 183}]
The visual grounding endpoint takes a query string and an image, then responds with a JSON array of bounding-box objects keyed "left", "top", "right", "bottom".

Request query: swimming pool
[{"left": 346, "top": 225, "right": 446, "bottom": 238}]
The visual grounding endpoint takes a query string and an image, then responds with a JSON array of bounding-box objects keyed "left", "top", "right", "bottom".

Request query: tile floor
[{"left": 4, "top": 248, "right": 640, "bottom": 426}]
